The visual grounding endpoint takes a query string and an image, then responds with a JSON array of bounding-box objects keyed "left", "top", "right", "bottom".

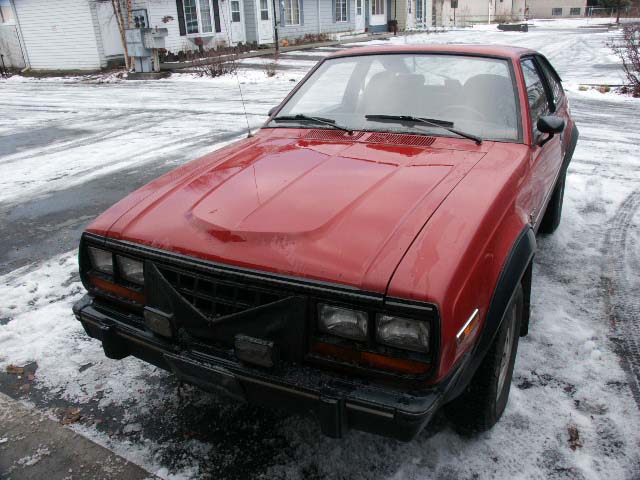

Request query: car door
[{"left": 520, "top": 56, "right": 563, "bottom": 231}]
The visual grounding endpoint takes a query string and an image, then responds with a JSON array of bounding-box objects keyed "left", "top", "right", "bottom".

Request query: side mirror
[
  {"left": 537, "top": 115, "right": 565, "bottom": 147},
  {"left": 268, "top": 106, "right": 278, "bottom": 117}
]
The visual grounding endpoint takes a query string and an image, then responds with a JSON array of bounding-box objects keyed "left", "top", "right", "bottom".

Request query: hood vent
[
  {"left": 366, "top": 133, "right": 436, "bottom": 147},
  {"left": 303, "top": 129, "right": 365, "bottom": 141}
]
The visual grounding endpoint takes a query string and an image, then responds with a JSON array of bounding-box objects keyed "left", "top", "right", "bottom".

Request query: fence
[
  {"left": 413, "top": 13, "right": 527, "bottom": 30},
  {"left": 586, "top": 6, "right": 640, "bottom": 24}
]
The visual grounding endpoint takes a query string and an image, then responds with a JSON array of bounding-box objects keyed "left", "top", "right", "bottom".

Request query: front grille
[{"left": 158, "top": 265, "right": 286, "bottom": 319}]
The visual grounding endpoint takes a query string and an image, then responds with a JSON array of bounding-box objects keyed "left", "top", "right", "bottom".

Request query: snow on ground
[
  {"left": 0, "top": 68, "right": 306, "bottom": 206},
  {"left": 0, "top": 18, "right": 639, "bottom": 479}
]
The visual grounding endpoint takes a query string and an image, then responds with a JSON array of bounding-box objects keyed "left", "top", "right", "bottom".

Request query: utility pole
[{"left": 272, "top": 0, "right": 279, "bottom": 54}]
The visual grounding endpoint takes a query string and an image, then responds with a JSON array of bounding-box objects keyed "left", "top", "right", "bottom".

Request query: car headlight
[
  {"left": 117, "top": 256, "right": 144, "bottom": 285},
  {"left": 376, "top": 314, "right": 430, "bottom": 353},
  {"left": 87, "top": 246, "right": 113, "bottom": 275},
  {"left": 318, "top": 304, "right": 368, "bottom": 341}
]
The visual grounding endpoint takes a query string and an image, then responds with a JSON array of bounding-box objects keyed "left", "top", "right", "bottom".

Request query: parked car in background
[{"left": 74, "top": 45, "right": 578, "bottom": 440}]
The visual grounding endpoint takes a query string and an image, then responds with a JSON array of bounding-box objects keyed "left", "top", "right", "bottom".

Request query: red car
[{"left": 74, "top": 45, "right": 578, "bottom": 440}]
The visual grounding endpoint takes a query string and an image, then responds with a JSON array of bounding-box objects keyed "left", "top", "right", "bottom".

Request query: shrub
[
  {"left": 189, "top": 48, "right": 239, "bottom": 78},
  {"left": 609, "top": 24, "right": 640, "bottom": 95},
  {"left": 263, "top": 55, "right": 278, "bottom": 77}
]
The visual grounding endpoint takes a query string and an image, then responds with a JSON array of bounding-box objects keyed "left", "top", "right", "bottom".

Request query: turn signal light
[
  {"left": 87, "top": 275, "right": 145, "bottom": 304},
  {"left": 311, "top": 341, "right": 430, "bottom": 375}
]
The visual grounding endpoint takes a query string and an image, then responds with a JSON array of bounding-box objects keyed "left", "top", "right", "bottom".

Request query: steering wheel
[{"left": 439, "top": 105, "right": 488, "bottom": 122}]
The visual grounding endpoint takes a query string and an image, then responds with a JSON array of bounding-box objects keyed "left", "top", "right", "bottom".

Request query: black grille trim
[{"left": 157, "top": 264, "right": 286, "bottom": 319}]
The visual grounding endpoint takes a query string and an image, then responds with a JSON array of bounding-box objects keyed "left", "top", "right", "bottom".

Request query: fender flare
[
  {"left": 562, "top": 123, "right": 579, "bottom": 174},
  {"left": 444, "top": 226, "right": 536, "bottom": 402}
]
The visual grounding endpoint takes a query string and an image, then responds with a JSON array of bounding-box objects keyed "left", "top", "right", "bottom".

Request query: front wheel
[{"left": 445, "top": 284, "right": 523, "bottom": 434}]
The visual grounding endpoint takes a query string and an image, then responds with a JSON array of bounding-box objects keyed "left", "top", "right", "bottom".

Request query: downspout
[
  {"left": 317, "top": 0, "right": 321, "bottom": 34},
  {"left": 9, "top": 0, "right": 31, "bottom": 69}
]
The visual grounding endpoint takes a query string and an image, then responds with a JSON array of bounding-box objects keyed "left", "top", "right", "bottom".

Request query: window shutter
[
  {"left": 212, "top": 0, "right": 222, "bottom": 32},
  {"left": 176, "top": 0, "right": 186, "bottom": 36},
  {"left": 299, "top": 0, "right": 304, "bottom": 24},
  {"left": 332, "top": 0, "right": 336, "bottom": 22}
]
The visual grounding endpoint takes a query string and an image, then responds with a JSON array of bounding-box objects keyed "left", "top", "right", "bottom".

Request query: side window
[
  {"left": 537, "top": 57, "right": 564, "bottom": 110},
  {"left": 521, "top": 58, "right": 551, "bottom": 138}
]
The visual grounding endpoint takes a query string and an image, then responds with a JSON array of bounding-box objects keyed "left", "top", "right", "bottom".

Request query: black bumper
[{"left": 73, "top": 295, "right": 452, "bottom": 441}]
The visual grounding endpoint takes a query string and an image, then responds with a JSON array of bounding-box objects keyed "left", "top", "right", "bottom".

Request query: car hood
[{"left": 91, "top": 129, "right": 488, "bottom": 292}]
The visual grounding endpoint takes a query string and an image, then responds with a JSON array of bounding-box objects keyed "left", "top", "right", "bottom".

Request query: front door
[
  {"left": 229, "top": 0, "right": 246, "bottom": 44},
  {"left": 520, "top": 56, "right": 564, "bottom": 231},
  {"left": 355, "top": 0, "right": 365, "bottom": 30},
  {"left": 257, "top": 0, "right": 274, "bottom": 43},
  {"left": 369, "top": 0, "right": 386, "bottom": 30}
]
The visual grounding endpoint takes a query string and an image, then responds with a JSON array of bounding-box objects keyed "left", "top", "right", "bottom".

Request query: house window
[
  {"left": 570, "top": 7, "right": 580, "bottom": 15},
  {"left": 231, "top": 0, "right": 241, "bottom": 21},
  {"left": 356, "top": 0, "right": 362, "bottom": 15},
  {"left": 552, "top": 7, "right": 562, "bottom": 15},
  {"left": 0, "top": 0, "right": 14, "bottom": 23},
  {"left": 199, "top": 0, "right": 213, "bottom": 32},
  {"left": 184, "top": 0, "right": 199, "bottom": 33},
  {"left": 261, "top": 0, "right": 269, "bottom": 20},
  {"left": 372, "top": 0, "right": 384, "bottom": 15},
  {"left": 335, "top": 0, "right": 347, "bottom": 21},
  {"left": 416, "top": 0, "right": 423, "bottom": 22},
  {"left": 183, "top": 0, "right": 220, "bottom": 34},
  {"left": 284, "top": 0, "right": 300, "bottom": 24}
]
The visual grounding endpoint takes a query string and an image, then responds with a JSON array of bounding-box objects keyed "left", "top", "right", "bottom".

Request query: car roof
[{"left": 326, "top": 44, "right": 535, "bottom": 61}]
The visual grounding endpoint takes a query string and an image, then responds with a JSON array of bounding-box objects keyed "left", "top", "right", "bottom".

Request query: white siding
[
  {"left": 526, "top": 0, "right": 586, "bottom": 18},
  {"left": 13, "top": 0, "right": 104, "bottom": 70},
  {"left": 243, "top": 0, "right": 258, "bottom": 43},
  {"left": 96, "top": 0, "right": 124, "bottom": 57},
  {"left": 137, "top": 0, "right": 235, "bottom": 53},
  {"left": 278, "top": 0, "right": 356, "bottom": 41}
]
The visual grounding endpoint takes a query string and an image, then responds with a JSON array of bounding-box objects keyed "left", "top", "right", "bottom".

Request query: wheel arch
[{"left": 445, "top": 226, "right": 536, "bottom": 402}]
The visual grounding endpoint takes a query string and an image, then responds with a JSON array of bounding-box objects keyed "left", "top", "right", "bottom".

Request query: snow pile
[{"left": 0, "top": 253, "right": 162, "bottom": 406}]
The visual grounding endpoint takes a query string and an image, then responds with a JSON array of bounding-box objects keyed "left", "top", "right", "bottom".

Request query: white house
[
  {"left": 1, "top": 0, "right": 399, "bottom": 71},
  {"left": 526, "top": 0, "right": 587, "bottom": 18},
  {"left": 135, "top": 0, "right": 376, "bottom": 55},
  {"left": 0, "top": 0, "right": 124, "bottom": 70}
]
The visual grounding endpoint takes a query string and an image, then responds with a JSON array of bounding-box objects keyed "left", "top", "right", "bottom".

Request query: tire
[
  {"left": 539, "top": 170, "right": 566, "bottom": 234},
  {"left": 445, "top": 284, "right": 524, "bottom": 434}
]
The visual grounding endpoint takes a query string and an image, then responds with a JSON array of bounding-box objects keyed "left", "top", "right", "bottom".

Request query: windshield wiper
[
  {"left": 365, "top": 114, "right": 483, "bottom": 145},
  {"left": 271, "top": 114, "right": 354, "bottom": 134}
]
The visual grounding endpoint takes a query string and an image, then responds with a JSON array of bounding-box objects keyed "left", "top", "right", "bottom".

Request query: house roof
[{"left": 327, "top": 44, "right": 536, "bottom": 60}]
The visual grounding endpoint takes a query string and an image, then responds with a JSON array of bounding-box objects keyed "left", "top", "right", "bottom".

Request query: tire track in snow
[{"left": 603, "top": 190, "right": 640, "bottom": 409}]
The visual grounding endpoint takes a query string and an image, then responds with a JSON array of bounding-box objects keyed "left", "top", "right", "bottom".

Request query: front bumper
[{"left": 74, "top": 294, "right": 453, "bottom": 441}]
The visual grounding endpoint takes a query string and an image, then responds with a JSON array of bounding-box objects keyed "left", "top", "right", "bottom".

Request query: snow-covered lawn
[{"left": 1, "top": 18, "right": 639, "bottom": 479}]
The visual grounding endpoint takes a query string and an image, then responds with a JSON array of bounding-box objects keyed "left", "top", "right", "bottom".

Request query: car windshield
[{"left": 270, "top": 54, "right": 519, "bottom": 142}]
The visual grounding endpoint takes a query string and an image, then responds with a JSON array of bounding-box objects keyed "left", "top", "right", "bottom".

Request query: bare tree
[
  {"left": 109, "top": 0, "right": 131, "bottom": 69},
  {"left": 610, "top": 24, "right": 640, "bottom": 96}
]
